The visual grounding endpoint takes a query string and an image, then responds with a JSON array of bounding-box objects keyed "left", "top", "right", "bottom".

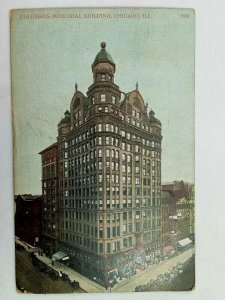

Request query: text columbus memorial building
[{"left": 40, "top": 42, "right": 163, "bottom": 287}]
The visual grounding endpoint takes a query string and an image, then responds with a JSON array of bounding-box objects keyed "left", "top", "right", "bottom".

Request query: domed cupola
[
  {"left": 91, "top": 42, "right": 116, "bottom": 83},
  {"left": 58, "top": 110, "right": 71, "bottom": 125},
  {"left": 149, "top": 109, "right": 161, "bottom": 125}
]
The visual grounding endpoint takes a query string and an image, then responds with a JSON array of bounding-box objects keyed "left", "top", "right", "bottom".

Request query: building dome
[
  {"left": 58, "top": 110, "right": 71, "bottom": 125},
  {"left": 149, "top": 109, "right": 161, "bottom": 125},
  {"left": 92, "top": 42, "right": 115, "bottom": 68}
]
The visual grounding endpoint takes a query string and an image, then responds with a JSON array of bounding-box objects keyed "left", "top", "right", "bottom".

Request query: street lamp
[{"left": 109, "top": 279, "right": 113, "bottom": 292}]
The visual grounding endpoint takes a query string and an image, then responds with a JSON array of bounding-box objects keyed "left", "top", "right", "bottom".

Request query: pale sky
[{"left": 11, "top": 7, "right": 195, "bottom": 195}]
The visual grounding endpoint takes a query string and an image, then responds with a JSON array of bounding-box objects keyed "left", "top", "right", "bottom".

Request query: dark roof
[
  {"left": 149, "top": 109, "right": 161, "bottom": 125},
  {"left": 58, "top": 110, "right": 71, "bottom": 125},
  {"left": 92, "top": 42, "right": 115, "bottom": 68},
  {"left": 15, "top": 194, "right": 42, "bottom": 202},
  {"left": 39, "top": 142, "right": 57, "bottom": 154}
]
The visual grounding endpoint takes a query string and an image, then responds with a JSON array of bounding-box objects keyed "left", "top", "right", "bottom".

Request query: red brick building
[
  {"left": 161, "top": 190, "right": 176, "bottom": 246},
  {"left": 39, "top": 142, "right": 59, "bottom": 255},
  {"left": 162, "top": 181, "right": 195, "bottom": 247}
]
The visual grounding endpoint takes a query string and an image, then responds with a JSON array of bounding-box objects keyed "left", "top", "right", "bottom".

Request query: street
[
  {"left": 36, "top": 246, "right": 194, "bottom": 293},
  {"left": 16, "top": 237, "right": 194, "bottom": 293},
  {"left": 112, "top": 247, "right": 195, "bottom": 292},
  {"left": 36, "top": 253, "right": 106, "bottom": 293},
  {"left": 16, "top": 249, "right": 86, "bottom": 293}
]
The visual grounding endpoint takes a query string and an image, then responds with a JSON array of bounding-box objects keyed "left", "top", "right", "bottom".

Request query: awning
[
  {"left": 178, "top": 238, "right": 192, "bottom": 247},
  {"left": 163, "top": 245, "right": 174, "bottom": 253},
  {"left": 52, "top": 251, "right": 69, "bottom": 261},
  {"left": 108, "top": 268, "right": 118, "bottom": 279}
]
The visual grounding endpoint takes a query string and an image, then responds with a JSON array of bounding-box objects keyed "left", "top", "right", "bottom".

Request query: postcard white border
[{"left": 1, "top": 1, "right": 225, "bottom": 300}]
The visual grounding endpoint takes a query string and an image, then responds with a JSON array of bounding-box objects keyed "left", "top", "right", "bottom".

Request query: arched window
[
  {"left": 121, "top": 130, "right": 125, "bottom": 137},
  {"left": 101, "top": 74, "right": 106, "bottom": 81}
]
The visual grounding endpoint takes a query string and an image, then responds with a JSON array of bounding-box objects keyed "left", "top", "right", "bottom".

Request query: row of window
[
  {"left": 59, "top": 196, "right": 161, "bottom": 210},
  {"left": 98, "top": 73, "right": 112, "bottom": 82},
  {"left": 43, "top": 205, "right": 56, "bottom": 212},
  {"left": 60, "top": 185, "right": 161, "bottom": 198},
  {"left": 64, "top": 156, "right": 160, "bottom": 171},
  {"left": 60, "top": 169, "right": 160, "bottom": 181},
  {"left": 62, "top": 146, "right": 160, "bottom": 160},
  {"left": 59, "top": 194, "right": 161, "bottom": 208},
  {"left": 74, "top": 110, "right": 82, "bottom": 119},
  {"left": 70, "top": 112, "right": 161, "bottom": 133},
  {"left": 61, "top": 220, "right": 161, "bottom": 240},
  {"left": 92, "top": 93, "right": 116, "bottom": 104},
  {"left": 62, "top": 150, "right": 160, "bottom": 167},
  {"left": 60, "top": 228, "right": 161, "bottom": 254},
  {"left": 42, "top": 165, "right": 56, "bottom": 179},
  {"left": 64, "top": 127, "right": 160, "bottom": 148},
  {"left": 60, "top": 169, "right": 160, "bottom": 180},
  {"left": 42, "top": 157, "right": 55, "bottom": 165},
  {"left": 43, "top": 180, "right": 57, "bottom": 188},
  {"left": 96, "top": 105, "right": 119, "bottom": 114},
  {"left": 62, "top": 209, "right": 161, "bottom": 221},
  {"left": 62, "top": 126, "right": 160, "bottom": 151},
  {"left": 60, "top": 232, "right": 135, "bottom": 254},
  {"left": 43, "top": 195, "right": 56, "bottom": 203}
]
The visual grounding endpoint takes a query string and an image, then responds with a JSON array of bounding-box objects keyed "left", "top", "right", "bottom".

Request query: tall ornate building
[{"left": 40, "top": 42, "right": 162, "bottom": 287}]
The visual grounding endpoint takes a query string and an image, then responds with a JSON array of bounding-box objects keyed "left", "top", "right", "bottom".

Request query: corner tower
[
  {"left": 87, "top": 42, "right": 121, "bottom": 113},
  {"left": 92, "top": 41, "right": 115, "bottom": 82}
]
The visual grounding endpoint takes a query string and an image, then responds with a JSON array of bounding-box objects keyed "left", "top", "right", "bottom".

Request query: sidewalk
[
  {"left": 15, "top": 237, "right": 38, "bottom": 253},
  {"left": 36, "top": 254, "right": 106, "bottom": 293},
  {"left": 16, "top": 237, "right": 194, "bottom": 293}
]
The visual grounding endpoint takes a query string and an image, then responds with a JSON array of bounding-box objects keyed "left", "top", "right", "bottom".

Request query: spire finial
[
  {"left": 75, "top": 83, "right": 78, "bottom": 91},
  {"left": 136, "top": 82, "right": 138, "bottom": 90},
  {"left": 101, "top": 41, "right": 106, "bottom": 49}
]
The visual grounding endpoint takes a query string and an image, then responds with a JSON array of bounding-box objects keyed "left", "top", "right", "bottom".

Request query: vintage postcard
[{"left": 11, "top": 7, "right": 195, "bottom": 293}]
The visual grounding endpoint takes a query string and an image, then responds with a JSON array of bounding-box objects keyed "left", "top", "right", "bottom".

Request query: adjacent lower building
[
  {"left": 15, "top": 194, "right": 42, "bottom": 246},
  {"left": 161, "top": 190, "right": 176, "bottom": 246},
  {"left": 189, "top": 186, "right": 195, "bottom": 239},
  {"left": 162, "top": 181, "right": 195, "bottom": 248},
  {"left": 40, "top": 42, "right": 163, "bottom": 287},
  {"left": 39, "top": 143, "right": 59, "bottom": 255}
]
